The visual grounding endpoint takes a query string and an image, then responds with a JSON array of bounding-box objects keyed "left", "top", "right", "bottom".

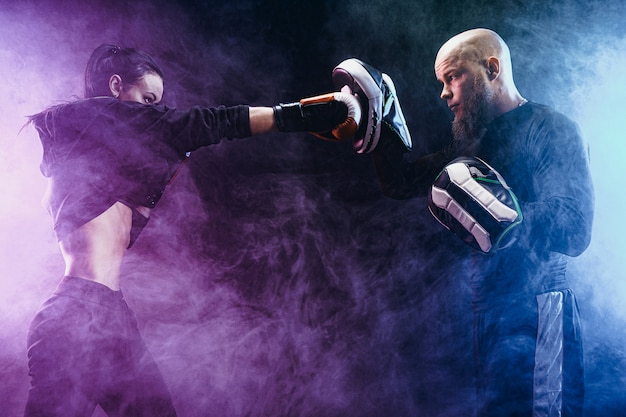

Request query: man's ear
[
  {"left": 108, "top": 74, "right": 122, "bottom": 98},
  {"left": 486, "top": 56, "right": 500, "bottom": 80}
]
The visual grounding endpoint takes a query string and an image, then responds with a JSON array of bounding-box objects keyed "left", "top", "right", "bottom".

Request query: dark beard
[{"left": 451, "top": 77, "right": 493, "bottom": 143}]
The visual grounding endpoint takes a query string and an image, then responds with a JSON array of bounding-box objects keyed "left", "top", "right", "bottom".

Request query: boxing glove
[{"left": 273, "top": 92, "right": 361, "bottom": 142}]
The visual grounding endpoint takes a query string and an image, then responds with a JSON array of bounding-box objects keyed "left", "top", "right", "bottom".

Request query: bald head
[
  {"left": 435, "top": 28, "right": 524, "bottom": 128},
  {"left": 436, "top": 28, "right": 514, "bottom": 85},
  {"left": 437, "top": 29, "right": 507, "bottom": 63}
]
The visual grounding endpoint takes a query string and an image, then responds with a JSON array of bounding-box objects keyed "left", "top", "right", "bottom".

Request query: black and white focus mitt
[
  {"left": 332, "top": 58, "right": 412, "bottom": 154},
  {"left": 428, "top": 157, "right": 523, "bottom": 253}
]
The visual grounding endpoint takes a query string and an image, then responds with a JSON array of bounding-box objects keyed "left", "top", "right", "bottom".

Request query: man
[{"left": 334, "top": 28, "right": 594, "bottom": 416}]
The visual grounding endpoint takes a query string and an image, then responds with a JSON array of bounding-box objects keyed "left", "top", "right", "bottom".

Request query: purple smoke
[{"left": 1, "top": 0, "right": 625, "bottom": 416}]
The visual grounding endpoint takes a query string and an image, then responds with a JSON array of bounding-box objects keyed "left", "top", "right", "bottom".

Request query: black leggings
[{"left": 24, "top": 276, "right": 177, "bottom": 417}]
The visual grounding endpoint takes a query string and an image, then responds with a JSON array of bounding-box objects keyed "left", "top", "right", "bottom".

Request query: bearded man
[{"left": 339, "top": 28, "right": 594, "bottom": 416}]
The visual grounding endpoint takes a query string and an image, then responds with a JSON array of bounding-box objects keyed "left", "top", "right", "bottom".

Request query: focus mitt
[{"left": 428, "top": 157, "right": 523, "bottom": 253}]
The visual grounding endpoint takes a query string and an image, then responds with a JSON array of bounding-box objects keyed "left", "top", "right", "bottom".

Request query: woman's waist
[{"left": 58, "top": 202, "right": 132, "bottom": 290}]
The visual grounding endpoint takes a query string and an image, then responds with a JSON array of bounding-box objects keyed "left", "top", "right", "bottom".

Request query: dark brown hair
[{"left": 84, "top": 44, "right": 164, "bottom": 98}]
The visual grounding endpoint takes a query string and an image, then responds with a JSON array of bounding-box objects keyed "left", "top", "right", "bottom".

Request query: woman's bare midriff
[{"left": 59, "top": 202, "right": 135, "bottom": 290}]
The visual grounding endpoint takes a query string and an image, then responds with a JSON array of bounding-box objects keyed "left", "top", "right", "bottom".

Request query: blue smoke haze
[{"left": 1, "top": 0, "right": 624, "bottom": 415}]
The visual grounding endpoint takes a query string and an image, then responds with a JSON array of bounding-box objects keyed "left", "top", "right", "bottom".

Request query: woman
[{"left": 25, "top": 44, "right": 355, "bottom": 416}]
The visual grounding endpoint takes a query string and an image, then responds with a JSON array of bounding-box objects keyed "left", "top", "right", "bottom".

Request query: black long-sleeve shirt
[
  {"left": 31, "top": 97, "right": 251, "bottom": 247},
  {"left": 372, "top": 102, "right": 595, "bottom": 308}
]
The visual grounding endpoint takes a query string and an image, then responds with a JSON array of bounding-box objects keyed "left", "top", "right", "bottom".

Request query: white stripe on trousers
[{"left": 533, "top": 291, "right": 564, "bottom": 417}]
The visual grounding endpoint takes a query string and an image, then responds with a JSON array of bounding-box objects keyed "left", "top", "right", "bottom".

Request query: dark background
[{"left": 1, "top": 0, "right": 625, "bottom": 415}]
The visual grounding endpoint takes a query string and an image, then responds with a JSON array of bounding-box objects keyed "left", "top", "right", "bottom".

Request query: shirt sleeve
[
  {"left": 518, "top": 113, "right": 595, "bottom": 257},
  {"left": 371, "top": 134, "right": 451, "bottom": 199},
  {"left": 142, "top": 103, "right": 252, "bottom": 154},
  {"left": 112, "top": 100, "right": 251, "bottom": 155}
]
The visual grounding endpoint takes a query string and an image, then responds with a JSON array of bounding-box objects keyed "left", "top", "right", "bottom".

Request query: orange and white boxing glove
[{"left": 273, "top": 91, "right": 361, "bottom": 142}]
